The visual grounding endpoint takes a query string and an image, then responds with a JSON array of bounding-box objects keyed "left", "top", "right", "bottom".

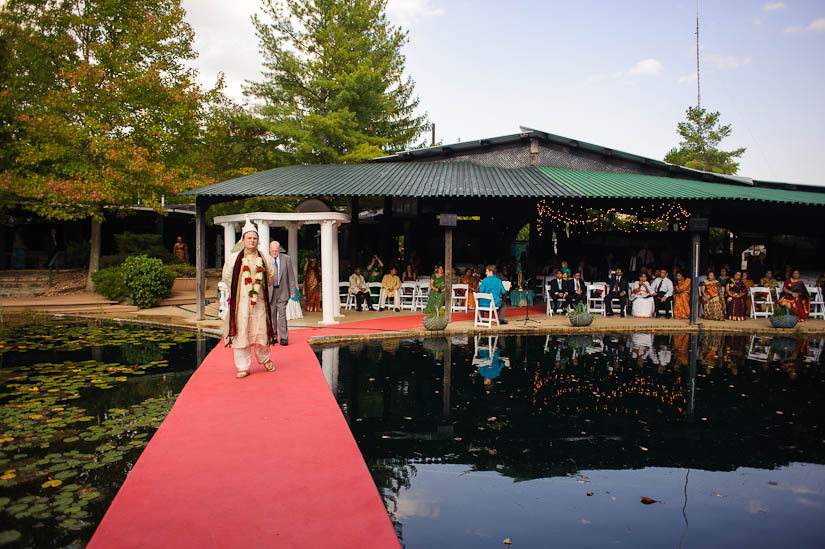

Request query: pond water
[
  {"left": 0, "top": 317, "right": 216, "bottom": 548},
  {"left": 316, "top": 333, "right": 825, "bottom": 549}
]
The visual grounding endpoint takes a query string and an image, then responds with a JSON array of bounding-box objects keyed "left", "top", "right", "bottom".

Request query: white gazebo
[{"left": 214, "top": 208, "right": 350, "bottom": 325}]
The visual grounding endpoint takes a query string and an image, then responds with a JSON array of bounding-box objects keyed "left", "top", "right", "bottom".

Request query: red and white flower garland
[{"left": 242, "top": 255, "right": 265, "bottom": 306}]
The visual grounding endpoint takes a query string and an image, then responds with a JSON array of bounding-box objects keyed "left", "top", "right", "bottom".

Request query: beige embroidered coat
[{"left": 222, "top": 249, "right": 276, "bottom": 349}]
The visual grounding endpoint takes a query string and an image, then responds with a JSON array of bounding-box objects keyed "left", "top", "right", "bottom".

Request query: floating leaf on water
[
  {"left": 640, "top": 497, "right": 659, "bottom": 505},
  {"left": 41, "top": 479, "right": 63, "bottom": 488},
  {"left": 0, "top": 531, "right": 22, "bottom": 543},
  {"left": 63, "top": 437, "right": 79, "bottom": 443},
  {"left": 503, "top": 538, "right": 513, "bottom": 546},
  {"left": 639, "top": 446, "right": 649, "bottom": 452}
]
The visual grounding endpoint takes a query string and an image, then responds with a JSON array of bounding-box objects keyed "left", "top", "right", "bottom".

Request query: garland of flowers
[{"left": 242, "top": 255, "right": 265, "bottom": 306}]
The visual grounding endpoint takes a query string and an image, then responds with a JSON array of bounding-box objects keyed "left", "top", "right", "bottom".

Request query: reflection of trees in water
[{"left": 369, "top": 458, "right": 416, "bottom": 545}]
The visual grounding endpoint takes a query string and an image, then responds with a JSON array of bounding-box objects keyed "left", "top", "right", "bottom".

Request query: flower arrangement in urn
[
  {"left": 423, "top": 306, "right": 448, "bottom": 331},
  {"left": 568, "top": 302, "right": 593, "bottom": 327}
]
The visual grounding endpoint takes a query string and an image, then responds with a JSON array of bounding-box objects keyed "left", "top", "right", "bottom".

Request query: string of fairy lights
[{"left": 535, "top": 199, "right": 692, "bottom": 237}]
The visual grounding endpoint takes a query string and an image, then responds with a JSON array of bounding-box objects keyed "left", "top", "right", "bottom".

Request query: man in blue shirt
[{"left": 478, "top": 264, "right": 509, "bottom": 324}]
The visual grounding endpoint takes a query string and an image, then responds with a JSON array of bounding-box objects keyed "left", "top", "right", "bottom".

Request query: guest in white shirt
[{"left": 650, "top": 268, "right": 675, "bottom": 318}]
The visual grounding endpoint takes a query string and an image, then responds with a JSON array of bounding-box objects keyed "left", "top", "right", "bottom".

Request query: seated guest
[
  {"left": 605, "top": 266, "right": 629, "bottom": 317},
  {"left": 402, "top": 264, "right": 417, "bottom": 282},
  {"left": 348, "top": 266, "right": 375, "bottom": 311},
  {"left": 650, "top": 268, "right": 674, "bottom": 318},
  {"left": 424, "top": 264, "right": 446, "bottom": 315},
  {"left": 778, "top": 269, "right": 810, "bottom": 321},
  {"left": 559, "top": 261, "right": 572, "bottom": 280},
  {"left": 742, "top": 270, "right": 755, "bottom": 290},
  {"left": 630, "top": 273, "right": 655, "bottom": 318},
  {"left": 548, "top": 271, "right": 568, "bottom": 313},
  {"left": 701, "top": 271, "right": 725, "bottom": 321},
  {"left": 725, "top": 271, "right": 749, "bottom": 321},
  {"left": 461, "top": 267, "right": 480, "bottom": 310},
  {"left": 478, "top": 264, "right": 509, "bottom": 324},
  {"left": 566, "top": 271, "right": 587, "bottom": 308},
  {"left": 378, "top": 266, "right": 401, "bottom": 311},
  {"left": 760, "top": 269, "right": 779, "bottom": 290},
  {"left": 718, "top": 267, "right": 730, "bottom": 288},
  {"left": 672, "top": 271, "right": 691, "bottom": 319}
]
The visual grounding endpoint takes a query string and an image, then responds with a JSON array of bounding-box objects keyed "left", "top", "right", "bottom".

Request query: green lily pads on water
[{"left": 0, "top": 530, "right": 22, "bottom": 544}]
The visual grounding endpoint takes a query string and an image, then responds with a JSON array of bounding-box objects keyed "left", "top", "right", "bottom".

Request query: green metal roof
[
  {"left": 538, "top": 166, "right": 825, "bottom": 205},
  {"left": 181, "top": 162, "right": 578, "bottom": 199},
  {"left": 180, "top": 162, "right": 825, "bottom": 206}
]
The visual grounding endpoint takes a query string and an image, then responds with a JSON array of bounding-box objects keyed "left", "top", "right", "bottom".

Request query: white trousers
[
  {"left": 379, "top": 289, "right": 400, "bottom": 309},
  {"left": 233, "top": 344, "right": 271, "bottom": 372}
]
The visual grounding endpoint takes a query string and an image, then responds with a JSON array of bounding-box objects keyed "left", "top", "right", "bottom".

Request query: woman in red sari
[
  {"left": 303, "top": 257, "right": 322, "bottom": 312},
  {"left": 725, "top": 271, "right": 749, "bottom": 321},
  {"left": 778, "top": 269, "right": 810, "bottom": 321}
]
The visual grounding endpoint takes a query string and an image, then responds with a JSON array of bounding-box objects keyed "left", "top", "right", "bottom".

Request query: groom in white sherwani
[{"left": 268, "top": 240, "right": 298, "bottom": 346}]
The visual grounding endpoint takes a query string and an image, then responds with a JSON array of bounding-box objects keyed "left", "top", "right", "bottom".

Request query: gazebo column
[
  {"left": 321, "top": 346, "right": 340, "bottom": 395},
  {"left": 223, "top": 223, "right": 235, "bottom": 261},
  {"left": 287, "top": 222, "right": 300, "bottom": 281},
  {"left": 332, "top": 221, "right": 343, "bottom": 317},
  {"left": 257, "top": 220, "right": 270, "bottom": 253},
  {"left": 319, "top": 220, "right": 338, "bottom": 325}
]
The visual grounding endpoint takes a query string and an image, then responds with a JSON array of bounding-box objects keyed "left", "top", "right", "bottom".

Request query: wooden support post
[
  {"left": 195, "top": 197, "right": 207, "bottom": 321},
  {"left": 445, "top": 226, "right": 453, "bottom": 322},
  {"left": 690, "top": 231, "right": 700, "bottom": 326}
]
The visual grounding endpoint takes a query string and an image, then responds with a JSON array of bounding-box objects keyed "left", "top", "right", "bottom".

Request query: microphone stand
[{"left": 519, "top": 271, "right": 539, "bottom": 326}]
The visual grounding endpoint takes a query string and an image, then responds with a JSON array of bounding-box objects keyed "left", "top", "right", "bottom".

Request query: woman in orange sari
[
  {"left": 303, "top": 257, "right": 322, "bottom": 312},
  {"left": 672, "top": 271, "right": 691, "bottom": 319},
  {"left": 460, "top": 267, "right": 480, "bottom": 309},
  {"left": 778, "top": 269, "right": 810, "bottom": 321}
]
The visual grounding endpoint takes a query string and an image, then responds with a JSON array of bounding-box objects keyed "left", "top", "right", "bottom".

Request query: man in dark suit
[
  {"left": 268, "top": 240, "right": 298, "bottom": 346},
  {"left": 566, "top": 271, "right": 587, "bottom": 309},
  {"left": 605, "top": 266, "right": 629, "bottom": 317},
  {"left": 548, "top": 270, "right": 568, "bottom": 313}
]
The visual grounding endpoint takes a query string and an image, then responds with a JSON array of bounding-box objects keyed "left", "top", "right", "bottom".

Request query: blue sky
[{"left": 183, "top": 0, "right": 825, "bottom": 185}]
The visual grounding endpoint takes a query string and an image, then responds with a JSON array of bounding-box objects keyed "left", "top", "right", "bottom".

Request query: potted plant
[
  {"left": 423, "top": 306, "right": 448, "bottom": 331},
  {"left": 568, "top": 302, "right": 593, "bottom": 327},
  {"left": 769, "top": 305, "right": 798, "bottom": 329}
]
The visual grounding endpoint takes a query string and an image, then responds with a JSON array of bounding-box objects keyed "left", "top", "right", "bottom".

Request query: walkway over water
[{"left": 87, "top": 316, "right": 427, "bottom": 549}]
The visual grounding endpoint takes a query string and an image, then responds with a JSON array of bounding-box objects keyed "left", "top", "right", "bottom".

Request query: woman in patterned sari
[
  {"left": 424, "top": 265, "right": 446, "bottom": 315},
  {"left": 303, "top": 257, "right": 322, "bottom": 312},
  {"left": 725, "top": 271, "right": 749, "bottom": 321},
  {"left": 672, "top": 271, "right": 691, "bottom": 319},
  {"left": 701, "top": 271, "right": 724, "bottom": 321},
  {"left": 778, "top": 269, "right": 810, "bottom": 321}
]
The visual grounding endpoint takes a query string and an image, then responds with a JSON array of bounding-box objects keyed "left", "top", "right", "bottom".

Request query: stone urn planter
[
  {"left": 568, "top": 303, "right": 593, "bottom": 327},
  {"left": 423, "top": 315, "right": 449, "bottom": 331},
  {"left": 769, "top": 306, "right": 798, "bottom": 329}
]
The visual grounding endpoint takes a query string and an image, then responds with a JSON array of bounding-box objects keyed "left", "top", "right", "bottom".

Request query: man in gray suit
[{"left": 269, "top": 240, "right": 298, "bottom": 346}]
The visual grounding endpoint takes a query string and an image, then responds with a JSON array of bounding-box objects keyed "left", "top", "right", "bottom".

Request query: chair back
[
  {"left": 451, "top": 283, "right": 469, "bottom": 312},
  {"left": 473, "top": 292, "right": 498, "bottom": 328},
  {"left": 749, "top": 286, "right": 774, "bottom": 318}
]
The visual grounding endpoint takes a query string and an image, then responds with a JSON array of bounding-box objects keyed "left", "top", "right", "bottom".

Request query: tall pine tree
[
  {"left": 664, "top": 106, "right": 746, "bottom": 175},
  {"left": 246, "top": 0, "right": 428, "bottom": 164}
]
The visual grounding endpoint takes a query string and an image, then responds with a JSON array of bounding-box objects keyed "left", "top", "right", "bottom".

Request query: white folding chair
[
  {"left": 399, "top": 281, "right": 417, "bottom": 311},
  {"left": 473, "top": 292, "right": 499, "bottom": 328},
  {"left": 451, "top": 283, "right": 468, "bottom": 313},
  {"left": 339, "top": 282, "right": 356, "bottom": 310},
  {"left": 366, "top": 282, "right": 382, "bottom": 302},
  {"left": 747, "top": 335, "right": 769, "bottom": 362},
  {"left": 413, "top": 281, "right": 430, "bottom": 311},
  {"left": 472, "top": 334, "right": 498, "bottom": 368},
  {"left": 588, "top": 282, "right": 607, "bottom": 315},
  {"left": 807, "top": 286, "right": 825, "bottom": 319},
  {"left": 750, "top": 286, "right": 774, "bottom": 318},
  {"left": 545, "top": 282, "right": 567, "bottom": 316}
]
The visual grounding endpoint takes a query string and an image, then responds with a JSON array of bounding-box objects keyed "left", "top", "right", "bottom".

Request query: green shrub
[
  {"left": 100, "top": 254, "right": 127, "bottom": 268},
  {"left": 121, "top": 255, "right": 174, "bottom": 309},
  {"left": 166, "top": 263, "right": 196, "bottom": 278},
  {"left": 114, "top": 232, "right": 171, "bottom": 262},
  {"left": 65, "top": 240, "right": 90, "bottom": 268},
  {"left": 91, "top": 266, "right": 129, "bottom": 301}
]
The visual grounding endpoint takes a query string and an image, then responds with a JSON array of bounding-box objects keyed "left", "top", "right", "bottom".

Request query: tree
[
  {"left": 245, "top": 0, "right": 428, "bottom": 164},
  {"left": 0, "top": 0, "right": 214, "bottom": 289},
  {"left": 664, "top": 106, "right": 746, "bottom": 175}
]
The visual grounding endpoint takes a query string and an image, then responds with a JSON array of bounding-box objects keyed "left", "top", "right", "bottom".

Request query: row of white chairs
[
  {"left": 749, "top": 285, "right": 825, "bottom": 319},
  {"left": 337, "top": 281, "right": 472, "bottom": 313}
]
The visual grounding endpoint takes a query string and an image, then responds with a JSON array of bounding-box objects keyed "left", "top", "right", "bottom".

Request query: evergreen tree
[
  {"left": 664, "top": 106, "right": 746, "bottom": 175},
  {"left": 0, "top": 0, "right": 214, "bottom": 289},
  {"left": 246, "top": 0, "right": 428, "bottom": 164}
]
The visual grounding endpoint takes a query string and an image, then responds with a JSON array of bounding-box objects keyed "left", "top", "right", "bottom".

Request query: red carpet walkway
[{"left": 88, "top": 308, "right": 536, "bottom": 548}]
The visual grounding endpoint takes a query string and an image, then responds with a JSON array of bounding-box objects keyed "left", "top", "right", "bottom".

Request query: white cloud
[
  {"left": 706, "top": 54, "right": 752, "bottom": 69},
  {"left": 678, "top": 72, "right": 697, "bottom": 84},
  {"left": 763, "top": 2, "right": 786, "bottom": 11},
  {"left": 629, "top": 58, "right": 664, "bottom": 76},
  {"left": 386, "top": 0, "right": 444, "bottom": 26},
  {"left": 784, "top": 17, "right": 825, "bottom": 33}
]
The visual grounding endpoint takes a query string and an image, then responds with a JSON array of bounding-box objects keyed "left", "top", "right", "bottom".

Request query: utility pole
[{"left": 696, "top": 0, "right": 701, "bottom": 109}]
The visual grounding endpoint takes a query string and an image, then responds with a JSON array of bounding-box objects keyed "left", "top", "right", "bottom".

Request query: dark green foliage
[
  {"left": 120, "top": 255, "right": 174, "bottom": 309},
  {"left": 65, "top": 241, "right": 91, "bottom": 268},
  {"left": 90, "top": 266, "right": 128, "bottom": 302},
  {"left": 114, "top": 233, "right": 170, "bottom": 261},
  {"left": 166, "top": 263, "right": 195, "bottom": 278}
]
